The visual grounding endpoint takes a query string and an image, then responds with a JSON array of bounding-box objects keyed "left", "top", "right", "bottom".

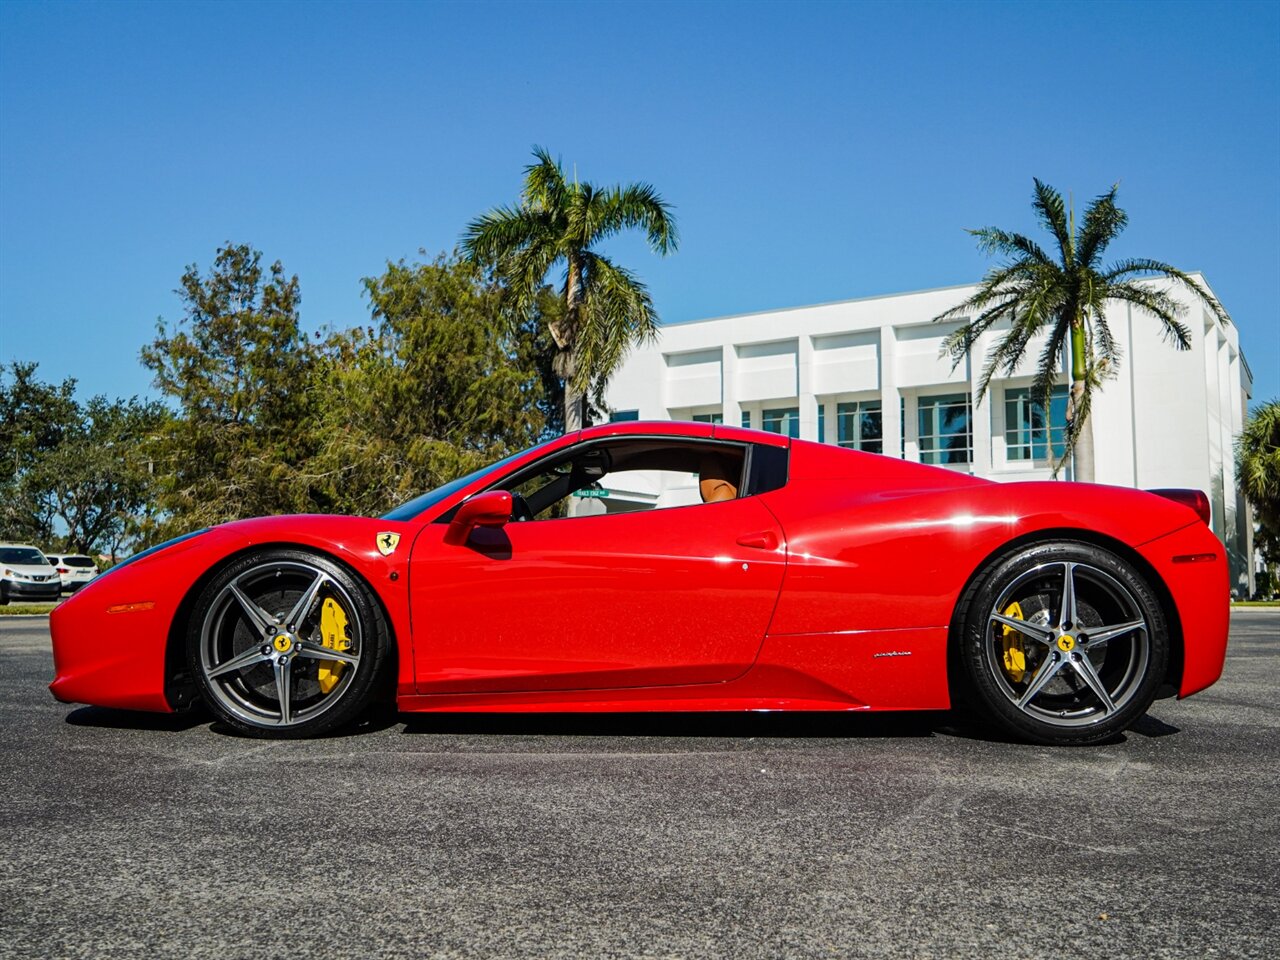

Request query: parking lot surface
[{"left": 2, "top": 611, "right": 1277, "bottom": 959}]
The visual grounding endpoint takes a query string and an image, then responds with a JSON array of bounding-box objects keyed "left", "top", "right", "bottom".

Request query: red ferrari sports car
[{"left": 50, "top": 421, "right": 1228, "bottom": 744}]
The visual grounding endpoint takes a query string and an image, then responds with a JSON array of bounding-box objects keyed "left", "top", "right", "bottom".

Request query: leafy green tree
[
  {"left": 0, "top": 362, "right": 80, "bottom": 543},
  {"left": 303, "top": 253, "right": 562, "bottom": 517},
  {"left": 1238, "top": 398, "right": 1280, "bottom": 596},
  {"left": 463, "top": 147, "right": 678, "bottom": 430},
  {"left": 936, "top": 180, "right": 1228, "bottom": 481},
  {"left": 0, "top": 363, "right": 167, "bottom": 555},
  {"left": 141, "top": 243, "right": 318, "bottom": 535},
  {"left": 23, "top": 396, "right": 168, "bottom": 555}
]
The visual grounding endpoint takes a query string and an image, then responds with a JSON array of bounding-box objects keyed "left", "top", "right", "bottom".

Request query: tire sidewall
[
  {"left": 186, "top": 547, "right": 389, "bottom": 739},
  {"left": 959, "top": 540, "right": 1169, "bottom": 745}
]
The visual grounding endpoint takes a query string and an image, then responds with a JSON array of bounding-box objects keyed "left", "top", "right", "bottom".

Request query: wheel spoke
[
  {"left": 1081, "top": 619, "right": 1146, "bottom": 649},
  {"left": 207, "top": 644, "right": 271, "bottom": 679},
  {"left": 1017, "top": 655, "right": 1064, "bottom": 708},
  {"left": 296, "top": 644, "right": 359, "bottom": 666},
  {"left": 990, "top": 613, "right": 1054, "bottom": 644},
  {"left": 228, "top": 583, "right": 276, "bottom": 633},
  {"left": 1070, "top": 655, "right": 1117, "bottom": 715},
  {"left": 274, "top": 658, "right": 293, "bottom": 725},
  {"left": 1059, "top": 562, "right": 1079, "bottom": 629},
  {"left": 285, "top": 572, "right": 328, "bottom": 629}
]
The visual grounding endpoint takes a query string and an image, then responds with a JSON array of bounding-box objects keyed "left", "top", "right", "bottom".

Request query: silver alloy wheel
[
  {"left": 198, "top": 559, "right": 363, "bottom": 729},
  {"left": 984, "top": 560, "right": 1150, "bottom": 728}
]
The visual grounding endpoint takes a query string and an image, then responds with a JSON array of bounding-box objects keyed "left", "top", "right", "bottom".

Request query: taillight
[
  {"left": 56, "top": 567, "right": 69, "bottom": 574},
  {"left": 1149, "top": 488, "right": 1212, "bottom": 526}
]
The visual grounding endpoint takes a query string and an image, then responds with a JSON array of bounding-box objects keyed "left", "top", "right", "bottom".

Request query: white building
[{"left": 604, "top": 275, "right": 1255, "bottom": 594}]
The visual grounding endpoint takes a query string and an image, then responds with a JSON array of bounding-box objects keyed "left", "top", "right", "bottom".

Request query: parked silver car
[
  {"left": 44, "top": 554, "right": 99, "bottom": 593},
  {"left": 0, "top": 544, "right": 61, "bottom": 604}
]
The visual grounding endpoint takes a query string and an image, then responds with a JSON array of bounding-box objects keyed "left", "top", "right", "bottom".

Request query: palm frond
[
  {"left": 969, "top": 227, "right": 1052, "bottom": 265},
  {"left": 1076, "top": 185, "right": 1127, "bottom": 268},
  {"left": 939, "top": 295, "right": 1017, "bottom": 367},
  {"left": 1031, "top": 178, "right": 1072, "bottom": 264},
  {"left": 574, "top": 252, "right": 657, "bottom": 388},
  {"left": 933, "top": 259, "right": 1050, "bottom": 324},
  {"left": 461, "top": 206, "right": 547, "bottom": 266},
  {"left": 590, "top": 182, "right": 679, "bottom": 253},
  {"left": 1101, "top": 258, "right": 1230, "bottom": 326},
  {"left": 523, "top": 146, "right": 569, "bottom": 212},
  {"left": 969, "top": 278, "right": 1063, "bottom": 400},
  {"left": 502, "top": 237, "right": 562, "bottom": 313},
  {"left": 1089, "top": 311, "right": 1124, "bottom": 373},
  {"left": 1105, "top": 281, "right": 1191, "bottom": 349}
]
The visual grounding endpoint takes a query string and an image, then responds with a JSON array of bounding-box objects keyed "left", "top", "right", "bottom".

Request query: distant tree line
[
  {"left": 2, "top": 149, "right": 678, "bottom": 559},
  {"left": 2, "top": 244, "right": 570, "bottom": 555}
]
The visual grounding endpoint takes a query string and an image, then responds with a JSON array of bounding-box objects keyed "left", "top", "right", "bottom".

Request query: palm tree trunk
[
  {"left": 1068, "top": 318, "right": 1095, "bottom": 483},
  {"left": 559, "top": 349, "right": 586, "bottom": 431},
  {"left": 560, "top": 253, "right": 586, "bottom": 432},
  {"left": 1070, "top": 379, "right": 1095, "bottom": 482}
]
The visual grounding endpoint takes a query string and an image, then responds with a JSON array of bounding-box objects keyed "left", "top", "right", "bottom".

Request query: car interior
[{"left": 492, "top": 439, "right": 749, "bottom": 521}]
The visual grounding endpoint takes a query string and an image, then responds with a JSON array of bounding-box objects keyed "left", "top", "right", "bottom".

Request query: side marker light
[{"left": 106, "top": 601, "right": 157, "bottom": 614}]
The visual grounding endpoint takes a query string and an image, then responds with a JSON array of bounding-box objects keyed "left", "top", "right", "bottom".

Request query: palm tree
[
  {"left": 1237, "top": 398, "right": 1280, "bottom": 594},
  {"left": 935, "top": 179, "right": 1228, "bottom": 481},
  {"left": 463, "top": 148, "right": 678, "bottom": 431}
]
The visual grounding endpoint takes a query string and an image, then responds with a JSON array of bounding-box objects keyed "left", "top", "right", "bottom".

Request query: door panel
[{"left": 410, "top": 496, "right": 785, "bottom": 693}]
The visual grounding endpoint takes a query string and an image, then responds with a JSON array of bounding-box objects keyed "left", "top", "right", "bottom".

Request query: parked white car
[
  {"left": 44, "top": 554, "right": 99, "bottom": 593},
  {"left": 0, "top": 544, "right": 61, "bottom": 604}
]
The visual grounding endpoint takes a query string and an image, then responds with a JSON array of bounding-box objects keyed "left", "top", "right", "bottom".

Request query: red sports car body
[{"left": 50, "top": 421, "right": 1228, "bottom": 744}]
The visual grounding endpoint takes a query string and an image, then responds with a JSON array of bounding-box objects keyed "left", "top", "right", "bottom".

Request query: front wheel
[
  {"left": 956, "top": 541, "right": 1169, "bottom": 745},
  {"left": 187, "top": 548, "right": 391, "bottom": 738}
]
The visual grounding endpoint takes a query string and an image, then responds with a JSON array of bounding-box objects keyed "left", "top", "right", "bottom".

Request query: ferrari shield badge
[{"left": 376, "top": 532, "right": 401, "bottom": 556}]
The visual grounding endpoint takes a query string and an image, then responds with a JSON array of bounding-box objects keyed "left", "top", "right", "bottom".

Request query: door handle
[{"left": 736, "top": 531, "right": 779, "bottom": 550}]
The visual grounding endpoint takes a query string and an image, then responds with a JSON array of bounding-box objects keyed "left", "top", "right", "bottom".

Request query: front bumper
[{"left": 4, "top": 580, "right": 61, "bottom": 600}]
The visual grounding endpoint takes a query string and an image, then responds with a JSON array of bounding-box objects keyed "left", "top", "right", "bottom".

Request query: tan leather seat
[{"left": 698, "top": 456, "right": 738, "bottom": 503}]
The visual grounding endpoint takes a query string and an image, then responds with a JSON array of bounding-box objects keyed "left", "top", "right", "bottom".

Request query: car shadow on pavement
[
  {"left": 64, "top": 704, "right": 212, "bottom": 732},
  {"left": 400, "top": 710, "right": 954, "bottom": 740}
]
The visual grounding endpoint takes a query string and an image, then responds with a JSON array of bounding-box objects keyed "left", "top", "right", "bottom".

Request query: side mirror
[{"left": 444, "top": 490, "right": 513, "bottom": 545}]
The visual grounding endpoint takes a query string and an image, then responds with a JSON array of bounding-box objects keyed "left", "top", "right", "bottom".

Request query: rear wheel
[
  {"left": 957, "top": 541, "right": 1168, "bottom": 745},
  {"left": 187, "top": 548, "right": 391, "bottom": 738}
]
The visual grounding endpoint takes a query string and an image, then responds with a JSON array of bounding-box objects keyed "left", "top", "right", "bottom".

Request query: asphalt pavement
[{"left": 2, "top": 611, "right": 1277, "bottom": 959}]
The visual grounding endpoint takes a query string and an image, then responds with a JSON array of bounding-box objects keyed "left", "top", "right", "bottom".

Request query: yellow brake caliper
[
  {"left": 317, "top": 597, "right": 352, "bottom": 695},
  {"left": 1000, "top": 600, "right": 1028, "bottom": 683}
]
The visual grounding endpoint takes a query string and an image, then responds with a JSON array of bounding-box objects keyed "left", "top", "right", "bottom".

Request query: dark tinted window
[
  {"left": 63, "top": 556, "right": 96, "bottom": 567},
  {"left": 745, "top": 444, "right": 788, "bottom": 496},
  {"left": 0, "top": 547, "right": 49, "bottom": 565}
]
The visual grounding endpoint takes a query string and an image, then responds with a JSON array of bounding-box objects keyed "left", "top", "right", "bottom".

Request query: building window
[
  {"left": 918, "top": 393, "right": 972, "bottom": 465},
  {"left": 762, "top": 407, "right": 800, "bottom": 438},
  {"left": 836, "top": 400, "right": 882, "bottom": 453},
  {"left": 610, "top": 410, "right": 640, "bottom": 422},
  {"left": 1005, "top": 386, "right": 1068, "bottom": 462},
  {"left": 742, "top": 410, "right": 752, "bottom": 429},
  {"left": 818, "top": 405, "right": 825, "bottom": 443},
  {"left": 691, "top": 412, "right": 723, "bottom": 424}
]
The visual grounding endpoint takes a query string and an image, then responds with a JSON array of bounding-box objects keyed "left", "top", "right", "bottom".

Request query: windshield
[
  {"left": 0, "top": 547, "right": 49, "bottom": 565},
  {"left": 381, "top": 443, "right": 551, "bottom": 522}
]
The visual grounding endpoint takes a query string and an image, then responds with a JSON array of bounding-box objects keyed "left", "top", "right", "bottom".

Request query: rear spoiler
[{"left": 1148, "top": 488, "right": 1212, "bottom": 526}]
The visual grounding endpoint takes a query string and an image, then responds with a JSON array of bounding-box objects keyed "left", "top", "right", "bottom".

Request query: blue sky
[{"left": 2, "top": 0, "right": 1277, "bottom": 404}]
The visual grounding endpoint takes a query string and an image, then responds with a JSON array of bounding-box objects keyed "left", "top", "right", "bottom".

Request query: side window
[{"left": 495, "top": 439, "right": 749, "bottom": 521}]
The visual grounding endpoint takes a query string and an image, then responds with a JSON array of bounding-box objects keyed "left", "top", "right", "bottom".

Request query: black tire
[
  {"left": 0, "top": 584, "right": 8, "bottom": 605},
  {"left": 955, "top": 540, "right": 1169, "bottom": 746},
  {"left": 187, "top": 548, "right": 392, "bottom": 739}
]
